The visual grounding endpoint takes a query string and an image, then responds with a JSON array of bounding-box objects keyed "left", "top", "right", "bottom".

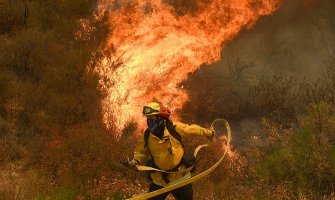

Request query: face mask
[
  {"left": 147, "top": 118, "right": 165, "bottom": 138},
  {"left": 147, "top": 118, "right": 159, "bottom": 132}
]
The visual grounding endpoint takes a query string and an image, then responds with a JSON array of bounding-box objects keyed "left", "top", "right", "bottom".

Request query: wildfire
[{"left": 92, "top": 0, "right": 282, "bottom": 133}]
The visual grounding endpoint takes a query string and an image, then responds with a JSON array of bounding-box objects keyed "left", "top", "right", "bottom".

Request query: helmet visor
[{"left": 143, "top": 106, "right": 159, "bottom": 115}]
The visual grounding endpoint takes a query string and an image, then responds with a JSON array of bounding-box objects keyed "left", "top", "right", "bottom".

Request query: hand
[
  {"left": 128, "top": 159, "right": 139, "bottom": 166},
  {"left": 120, "top": 160, "right": 129, "bottom": 167},
  {"left": 208, "top": 129, "right": 216, "bottom": 142},
  {"left": 120, "top": 159, "right": 139, "bottom": 170}
]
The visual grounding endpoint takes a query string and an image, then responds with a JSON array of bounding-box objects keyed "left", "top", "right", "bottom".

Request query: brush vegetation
[{"left": 1, "top": 0, "right": 335, "bottom": 199}]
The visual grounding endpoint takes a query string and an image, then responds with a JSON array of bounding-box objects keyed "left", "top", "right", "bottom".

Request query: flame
[{"left": 92, "top": 0, "right": 282, "bottom": 133}]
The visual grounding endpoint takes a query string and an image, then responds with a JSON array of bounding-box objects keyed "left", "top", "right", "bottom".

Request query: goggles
[{"left": 143, "top": 106, "right": 159, "bottom": 115}]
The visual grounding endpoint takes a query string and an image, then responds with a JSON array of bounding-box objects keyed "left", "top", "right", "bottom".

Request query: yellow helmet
[
  {"left": 143, "top": 102, "right": 160, "bottom": 116},
  {"left": 142, "top": 98, "right": 171, "bottom": 118}
]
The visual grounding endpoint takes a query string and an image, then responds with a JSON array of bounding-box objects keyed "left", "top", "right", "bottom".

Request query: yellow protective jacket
[{"left": 133, "top": 121, "right": 213, "bottom": 186}]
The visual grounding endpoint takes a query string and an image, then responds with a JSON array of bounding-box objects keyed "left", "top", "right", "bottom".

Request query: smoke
[
  {"left": 183, "top": 0, "right": 335, "bottom": 105},
  {"left": 202, "top": 0, "right": 335, "bottom": 79},
  {"left": 181, "top": 0, "right": 335, "bottom": 144}
]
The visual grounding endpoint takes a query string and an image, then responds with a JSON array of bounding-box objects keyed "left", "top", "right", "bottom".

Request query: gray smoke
[
  {"left": 181, "top": 0, "right": 335, "bottom": 146},
  {"left": 220, "top": 0, "right": 335, "bottom": 79}
]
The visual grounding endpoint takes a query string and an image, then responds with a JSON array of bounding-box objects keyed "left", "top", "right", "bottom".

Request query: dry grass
[{"left": 0, "top": 160, "right": 46, "bottom": 200}]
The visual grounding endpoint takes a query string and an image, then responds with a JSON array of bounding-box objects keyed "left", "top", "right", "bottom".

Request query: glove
[
  {"left": 128, "top": 159, "right": 139, "bottom": 166},
  {"left": 120, "top": 159, "right": 139, "bottom": 169}
]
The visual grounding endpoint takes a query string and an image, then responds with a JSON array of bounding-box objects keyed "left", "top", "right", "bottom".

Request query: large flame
[{"left": 93, "top": 0, "right": 282, "bottom": 132}]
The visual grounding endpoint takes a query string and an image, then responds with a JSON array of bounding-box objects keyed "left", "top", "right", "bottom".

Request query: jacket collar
[{"left": 150, "top": 127, "right": 170, "bottom": 142}]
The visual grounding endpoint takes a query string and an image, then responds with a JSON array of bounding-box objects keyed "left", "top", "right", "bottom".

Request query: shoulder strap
[
  {"left": 165, "top": 119, "right": 184, "bottom": 147},
  {"left": 144, "top": 120, "right": 183, "bottom": 148},
  {"left": 144, "top": 128, "right": 151, "bottom": 148}
]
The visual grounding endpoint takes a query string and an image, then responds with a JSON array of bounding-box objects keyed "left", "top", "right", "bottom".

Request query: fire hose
[{"left": 127, "top": 118, "right": 231, "bottom": 200}]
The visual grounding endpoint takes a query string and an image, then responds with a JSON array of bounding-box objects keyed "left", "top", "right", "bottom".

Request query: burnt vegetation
[{"left": 1, "top": 0, "right": 335, "bottom": 200}]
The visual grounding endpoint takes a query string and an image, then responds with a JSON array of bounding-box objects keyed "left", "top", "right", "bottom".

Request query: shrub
[{"left": 249, "top": 75, "right": 298, "bottom": 127}]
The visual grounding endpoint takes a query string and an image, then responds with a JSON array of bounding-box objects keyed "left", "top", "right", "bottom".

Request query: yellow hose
[{"left": 127, "top": 118, "right": 231, "bottom": 200}]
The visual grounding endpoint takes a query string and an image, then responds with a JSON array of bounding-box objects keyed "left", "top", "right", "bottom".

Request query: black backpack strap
[
  {"left": 165, "top": 119, "right": 184, "bottom": 147},
  {"left": 143, "top": 129, "right": 159, "bottom": 173},
  {"left": 144, "top": 120, "right": 183, "bottom": 147},
  {"left": 144, "top": 128, "right": 151, "bottom": 148},
  {"left": 144, "top": 120, "right": 194, "bottom": 185},
  {"left": 166, "top": 119, "right": 196, "bottom": 172}
]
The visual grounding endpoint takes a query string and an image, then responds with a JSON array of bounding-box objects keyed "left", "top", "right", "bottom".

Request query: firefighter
[{"left": 122, "top": 98, "right": 214, "bottom": 200}]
